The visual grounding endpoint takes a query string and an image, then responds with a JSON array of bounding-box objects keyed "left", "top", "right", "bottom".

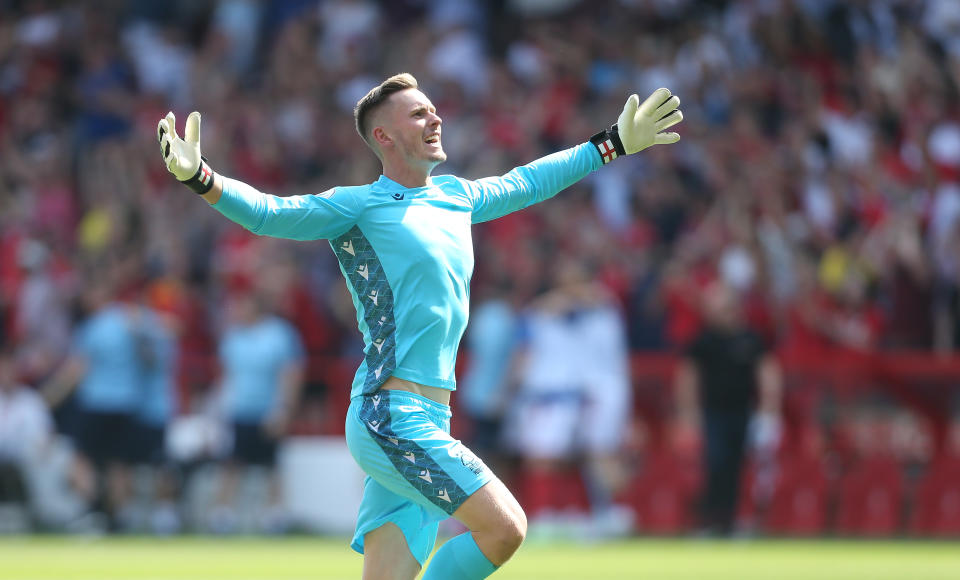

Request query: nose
[{"left": 429, "top": 111, "right": 442, "bottom": 129}]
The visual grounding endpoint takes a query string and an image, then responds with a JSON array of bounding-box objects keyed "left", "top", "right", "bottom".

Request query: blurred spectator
[
  {"left": 458, "top": 275, "right": 521, "bottom": 475},
  {"left": 132, "top": 306, "right": 181, "bottom": 535},
  {"left": 0, "top": 346, "right": 51, "bottom": 529},
  {"left": 11, "top": 238, "right": 72, "bottom": 383},
  {"left": 507, "top": 258, "right": 633, "bottom": 538},
  {"left": 209, "top": 290, "right": 305, "bottom": 534},
  {"left": 675, "top": 281, "right": 783, "bottom": 536},
  {"left": 40, "top": 269, "right": 147, "bottom": 530},
  {"left": 0, "top": 345, "right": 88, "bottom": 531}
]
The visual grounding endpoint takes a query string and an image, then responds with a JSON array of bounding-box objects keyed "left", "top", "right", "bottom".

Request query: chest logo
[{"left": 392, "top": 192, "right": 405, "bottom": 201}]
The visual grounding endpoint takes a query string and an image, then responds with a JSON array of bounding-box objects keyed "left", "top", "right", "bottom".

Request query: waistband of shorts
[{"left": 360, "top": 389, "right": 452, "bottom": 419}]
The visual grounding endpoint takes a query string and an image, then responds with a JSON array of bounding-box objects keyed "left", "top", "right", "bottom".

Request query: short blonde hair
[{"left": 354, "top": 73, "right": 419, "bottom": 148}]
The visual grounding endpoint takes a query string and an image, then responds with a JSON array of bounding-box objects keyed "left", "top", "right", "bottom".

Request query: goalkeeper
[{"left": 157, "top": 74, "right": 682, "bottom": 580}]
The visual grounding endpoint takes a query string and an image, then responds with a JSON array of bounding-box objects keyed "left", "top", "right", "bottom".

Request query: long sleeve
[
  {"left": 212, "top": 177, "right": 364, "bottom": 241},
  {"left": 461, "top": 142, "right": 602, "bottom": 224}
]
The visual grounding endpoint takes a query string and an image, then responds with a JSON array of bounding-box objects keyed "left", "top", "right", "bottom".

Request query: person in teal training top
[{"left": 157, "top": 73, "right": 683, "bottom": 580}]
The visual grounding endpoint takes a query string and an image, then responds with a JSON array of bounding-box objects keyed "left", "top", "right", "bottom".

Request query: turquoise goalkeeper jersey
[{"left": 213, "top": 142, "right": 602, "bottom": 398}]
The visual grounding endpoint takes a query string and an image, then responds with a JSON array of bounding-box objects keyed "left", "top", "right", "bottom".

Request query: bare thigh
[{"left": 362, "top": 522, "right": 421, "bottom": 580}]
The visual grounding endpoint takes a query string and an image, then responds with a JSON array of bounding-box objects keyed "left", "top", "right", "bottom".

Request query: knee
[{"left": 494, "top": 509, "right": 527, "bottom": 559}]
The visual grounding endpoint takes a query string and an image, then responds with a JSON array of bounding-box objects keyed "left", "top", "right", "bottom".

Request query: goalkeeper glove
[
  {"left": 590, "top": 88, "right": 683, "bottom": 164},
  {"left": 157, "top": 111, "right": 216, "bottom": 194}
]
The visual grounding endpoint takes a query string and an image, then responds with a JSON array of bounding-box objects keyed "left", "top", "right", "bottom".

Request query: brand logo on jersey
[
  {"left": 387, "top": 437, "right": 399, "bottom": 446},
  {"left": 366, "top": 420, "right": 381, "bottom": 432},
  {"left": 356, "top": 263, "right": 369, "bottom": 280},
  {"left": 437, "top": 488, "right": 451, "bottom": 503},
  {"left": 368, "top": 290, "right": 378, "bottom": 305},
  {"left": 403, "top": 452, "right": 416, "bottom": 463},
  {"left": 372, "top": 394, "right": 381, "bottom": 409},
  {"left": 372, "top": 338, "right": 385, "bottom": 353},
  {"left": 392, "top": 193, "right": 405, "bottom": 201},
  {"left": 373, "top": 364, "right": 384, "bottom": 379},
  {"left": 341, "top": 240, "right": 355, "bottom": 255},
  {"left": 418, "top": 469, "right": 433, "bottom": 483}
]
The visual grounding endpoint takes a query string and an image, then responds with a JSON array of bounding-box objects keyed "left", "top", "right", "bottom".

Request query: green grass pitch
[{"left": 1, "top": 536, "right": 958, "bottom": 579}]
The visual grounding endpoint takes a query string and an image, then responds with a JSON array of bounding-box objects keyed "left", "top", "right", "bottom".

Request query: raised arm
[
  {"left": 465, "top": 142, "right": 601, "bottom": 223},
  {"left": 157, "top": 111, "right": 362, "bottom": 240},
  {"left": 465, "top": 88, "right": 683, "bottom": 223}
]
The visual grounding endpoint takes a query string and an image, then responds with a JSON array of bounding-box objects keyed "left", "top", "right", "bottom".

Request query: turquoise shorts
[{"left": 345, "top": 390, "right": 494, "bottom": 565}]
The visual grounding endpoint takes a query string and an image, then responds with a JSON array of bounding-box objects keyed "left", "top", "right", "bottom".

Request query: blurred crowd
[{"left": 2, "top": 0, "right": 960, "bottom": 536}]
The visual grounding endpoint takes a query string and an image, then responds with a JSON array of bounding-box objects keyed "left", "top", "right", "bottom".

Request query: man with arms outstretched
[{"left": 157, "top": 73, "right": 682, "bottom": 580}]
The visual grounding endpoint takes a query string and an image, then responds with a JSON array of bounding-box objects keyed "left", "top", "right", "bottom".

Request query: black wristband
[
  {"left": 181, "top": 157, "right": 216, "bottom": 195},
  {"left": 589, "top": 124, "right": 626, "bottom": 164}
]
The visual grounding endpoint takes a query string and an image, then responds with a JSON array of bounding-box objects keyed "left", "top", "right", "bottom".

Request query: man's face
[{"left": 374, "top": 89, "right": 446, "bottom": 167}]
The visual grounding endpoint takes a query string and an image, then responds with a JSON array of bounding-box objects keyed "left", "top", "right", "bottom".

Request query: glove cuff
[
  {"left": 589, "top": 124, "right": 626, "bottom": 164},
  {"left": 181, "top": 157, "right": 216, "bottom": 195}
]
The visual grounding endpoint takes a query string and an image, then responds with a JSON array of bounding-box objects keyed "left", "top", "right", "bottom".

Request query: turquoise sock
[{"left": 421, "top": 532, "right": 498, "bottom": 580}]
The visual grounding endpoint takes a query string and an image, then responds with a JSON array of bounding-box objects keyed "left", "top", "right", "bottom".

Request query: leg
[
  {"left": 420, "top": 478, "right": 524, "bottom": 580},
  {"left": 346, "top": 391, "right": 522, "bottom": 579},
  {"left": 451, "top": 477, "right": 526, "bottom": 566},
  {"left": 362, "top": 522, "right": 421, "bottom": 580}
]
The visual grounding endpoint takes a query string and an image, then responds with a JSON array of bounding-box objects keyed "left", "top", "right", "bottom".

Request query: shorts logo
[
  {"left": 454, "top": 444, "right": 486, "bottom": 475},
  {"left": 392, "top": 192, "right": 405, "bottom": 200}
]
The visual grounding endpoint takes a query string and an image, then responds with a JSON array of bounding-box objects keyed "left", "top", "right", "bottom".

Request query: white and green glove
[
  {"left": 590, "top": 88, "right": 683, "bottom": 164},
  {"left": 157, "top": 111, "right": 216, "bottom": 194}
]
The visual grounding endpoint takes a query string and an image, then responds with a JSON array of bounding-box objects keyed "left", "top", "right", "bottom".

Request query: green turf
[{"left": 0, "top": 536, "right": 958, "bottom": 580}]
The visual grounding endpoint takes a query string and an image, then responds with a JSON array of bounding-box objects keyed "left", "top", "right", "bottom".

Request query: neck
[{"left": 382, "top": 160, "right": 433, "bottom": 189}]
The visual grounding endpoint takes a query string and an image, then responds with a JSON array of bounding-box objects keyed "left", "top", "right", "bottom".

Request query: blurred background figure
[
  {"left": 0, "top": 346, "right": 51, "bottom": 531},
  {"left": 208, "top": 289, "right": 305, "bottom": 534},
  {"left": 11, "top": 239, "right": 72, "bottom": 385},
  {"left": 675, "top": 282, "right": 783, "bottom": 536},
  {"left": 507, "top": 257, "right": 633, "bottom": 539},
  {"left": 458, "top": 274, "right": 521, "bottom": 478},
  {"left": 131, "top": 303, "right": 182, "bottom": 535},
  {"left": 41, "top": 266, "right": 149, "bottom": 531}
]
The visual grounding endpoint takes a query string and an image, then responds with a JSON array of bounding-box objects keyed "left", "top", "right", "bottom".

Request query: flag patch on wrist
[
  {"left": 590, "top": 125, "right": 626, "bottom": 164},
  {"left": 183, "top": 158, "right": 216, "bottom": 195}
]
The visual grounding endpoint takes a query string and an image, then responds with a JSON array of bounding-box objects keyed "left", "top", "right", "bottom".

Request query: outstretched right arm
[{"left": 157, "top": 111, "right": 361, "bottom": 240}]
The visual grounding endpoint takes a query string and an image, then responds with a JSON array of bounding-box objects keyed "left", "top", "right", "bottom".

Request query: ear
[{"left": 372, "top": 126, "right": 392, "bottom": 148}]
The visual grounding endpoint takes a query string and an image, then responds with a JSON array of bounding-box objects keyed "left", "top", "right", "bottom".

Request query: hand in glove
[
  {"left": 157, "top": 111, "right": 216, "bottom": 194},
  {"left": 590, "top": 88, "right": 683, "bottom": 164}
]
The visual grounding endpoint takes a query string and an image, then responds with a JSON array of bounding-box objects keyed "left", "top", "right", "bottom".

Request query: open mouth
[{"left": 424, "top": 134, "right": 441, "bottom": 145}]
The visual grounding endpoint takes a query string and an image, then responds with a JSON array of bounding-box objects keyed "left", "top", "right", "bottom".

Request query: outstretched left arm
[{"left": 464, "top": 88, "right": 683, "bottom": 224}]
